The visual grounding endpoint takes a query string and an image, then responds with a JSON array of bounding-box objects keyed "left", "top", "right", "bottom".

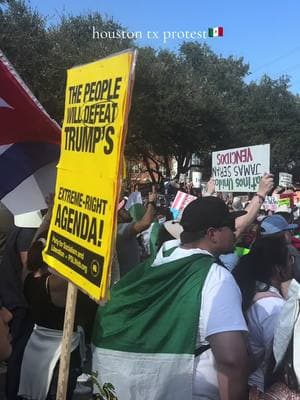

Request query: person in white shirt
[
  {"left": 92, "top": 196, "right": 250, "bottom": 400},
  {"left": 175, "top": 196, "right": 250, "bottom": 400},
  {"left": 233, "top": 235, "right": 294, "bottom": 393}
]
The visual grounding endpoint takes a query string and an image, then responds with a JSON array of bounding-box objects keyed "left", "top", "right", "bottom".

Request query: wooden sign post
[{"left": 56, "top": 283, "right": 78, "bottom": 399}]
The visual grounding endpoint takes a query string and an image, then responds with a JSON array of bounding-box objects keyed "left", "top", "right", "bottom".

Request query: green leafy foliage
[
  {"left": 0, "top": 0, "right": 134, "bottom": 122},
  {"left": 1, "top": 1, "right": 300, "bottom": 181}
]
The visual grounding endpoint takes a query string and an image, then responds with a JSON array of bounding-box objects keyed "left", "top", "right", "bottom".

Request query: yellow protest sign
[{"left": 43, "top": 49, "right": 137, "bottom": 300}]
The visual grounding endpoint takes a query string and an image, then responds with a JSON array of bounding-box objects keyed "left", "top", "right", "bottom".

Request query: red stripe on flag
[
  {"left": 172, "top": 191, "right": 186, "bottom": 210},
  {"left": 0, "top": 50, "right": 61, "bottom": 146}
]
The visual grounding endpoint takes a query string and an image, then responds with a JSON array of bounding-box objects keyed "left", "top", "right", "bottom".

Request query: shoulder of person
[
  {"left": 203, "top": 262, "right": 241, "bottom": 295},
  {"left": 248, "top": 291, "right": 285, "bottom": 325},
  {"left": 210, "top": 262, "right": 235, "bottom": 281},
  {"left": 117, "top": 222, "right": 135, "bottom": 237},
  {"left": 251, "top": 292, "right": 285, "bottom": 312}
]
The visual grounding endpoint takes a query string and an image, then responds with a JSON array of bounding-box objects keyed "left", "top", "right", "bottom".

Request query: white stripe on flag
[
  {"left": 92, "top": 347, "right": 194, "bottom": 400},
  {"left": 0, "top": 96, "right": 13, "bottom": 109},
  {"left": 0, "top": 144, "right": 13, "bottom": 155},
  {"left": 1, "top": 161, "right": 57, "bottom": 214},
  {"left": 125, "top": 191, "right": 143, "bottom": 210}
]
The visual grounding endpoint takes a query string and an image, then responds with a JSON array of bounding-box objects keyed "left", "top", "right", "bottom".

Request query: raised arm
[
  {"left": 132, "top": 192, "right": 157, "bottom": 235},
  {"left": 235, "top": 173, "right": 274, "bottom": 239}
]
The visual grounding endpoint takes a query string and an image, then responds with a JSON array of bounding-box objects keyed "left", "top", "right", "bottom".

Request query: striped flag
[
  {"left": 208, "top": 26, "right": 224, "bottom": 37},
  {"left": 170, "top": 191, "right": 197, "bottom": 220},
  {"left": 0, "top": 49, "right": 61, "bottom": 214}
]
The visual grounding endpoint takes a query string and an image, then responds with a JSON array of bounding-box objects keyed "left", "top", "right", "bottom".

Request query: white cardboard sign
[
  {"left": 192, "top": 171, "right": 202, "bottom": 188},
  {"left": 212, "top": 144, "right": 270, "bottom": 192},
  {"left": 279, "top": 172, "right": 292, "bottom": 188}
]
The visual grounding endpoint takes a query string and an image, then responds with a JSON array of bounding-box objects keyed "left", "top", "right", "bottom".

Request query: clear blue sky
[{"left": 28, "top": 0, "right": 300, "bottom": 94}]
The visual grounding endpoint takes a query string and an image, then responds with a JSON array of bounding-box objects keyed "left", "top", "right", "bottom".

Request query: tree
[
  {"left": 127, "top": 42, "right": 250, "bottom": 181},
  {"left": 0, "top": 0, "right": 52, "bottom": 106},
  {"left": 235, "top": 75, "right": 300, "bottom": 171},
  {"left": 0, "top": 0, "right": 134, "bottom": 122},
  {"left": 2, "top": 1, "right": 300, "bottom": 182},
  {"left": 45, "top": 13, "right": 134, "bottom": 121}
]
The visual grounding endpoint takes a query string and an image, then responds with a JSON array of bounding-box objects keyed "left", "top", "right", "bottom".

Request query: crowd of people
[{"left": 0, "top": 174, "right": 300, "bottom": 399}]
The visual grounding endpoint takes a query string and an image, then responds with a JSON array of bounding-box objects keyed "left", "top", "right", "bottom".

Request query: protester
[
  {"left": 17, "top": 233, "right": 82, "bottom": 400},
  {"left": 232, "top": 174, "right": 274, "bottom": 238},
  {"left": 199, "top": 174, "right": 274, "bottom": 241},
  {"left": 92, "top": 196, "right": 249, "bottom": 400},
  {"left": 218, "top": 173, "right": 274, "bottom": 270},
  {"left": 141, "top": 206, "right": 173, "bottom": 258},
  {"left": 248, "top": 278, "right": 300, "bottom": 399},
  {"left": 117, "top": 191, "right": 157, "bottom": 277},
  {"left": 149, "top": 174, "right": 274, "bottom": 272},
  {"left": 0, "top": 210, "right": 42, "bottom": 310},
  {"left": 17, "top": 203, "right": 97, "bottom": 400},
  {"left": 235, "top": 221, "right": 259, "bottom": 254},
  {"left": 0, "top": 210, "right": 42, "bottom": 399},
  {"left": 259, "top": 214, "right": 298, "bottom": 244},
  {"left": 233, "top": 236, "right": 294, "bottom": 393},
  {"left": 269, "top": 279, "right": 300, "bottom": 399}
]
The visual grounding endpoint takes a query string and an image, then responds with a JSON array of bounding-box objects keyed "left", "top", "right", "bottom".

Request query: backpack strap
[{"left": 195, "top": 344, "right": 211, "bottom": 357}]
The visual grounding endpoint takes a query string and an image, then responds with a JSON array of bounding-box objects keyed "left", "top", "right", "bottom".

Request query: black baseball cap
[{"left": 180, "top": 196, "right": 246, "bottom": 233}]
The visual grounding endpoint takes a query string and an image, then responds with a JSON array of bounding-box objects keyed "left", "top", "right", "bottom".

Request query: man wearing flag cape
[{"left": 92, "top": 196, "right": 250, "bottom": 400}]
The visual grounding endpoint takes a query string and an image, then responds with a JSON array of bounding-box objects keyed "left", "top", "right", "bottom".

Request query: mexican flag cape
[{"left": 92, "top": 243, "right": 214, "bottom": 400}]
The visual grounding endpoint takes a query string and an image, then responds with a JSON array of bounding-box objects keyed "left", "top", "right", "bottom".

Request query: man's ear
[{"left": 206, "top": 227, "right": 218, "bottom": 243}]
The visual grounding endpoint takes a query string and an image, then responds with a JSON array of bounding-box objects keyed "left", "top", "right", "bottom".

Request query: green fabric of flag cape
[
  {"left": 93, "top": 252, "right": 214, "bottom": 354},
  {"left": 92, "top": 249, "right": 215, "bottom": 399},
  {"left": 149, "top": 221, "right": 163, "bottom": 257}
]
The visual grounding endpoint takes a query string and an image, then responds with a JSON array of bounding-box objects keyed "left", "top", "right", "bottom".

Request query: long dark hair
[{"left": 233, "top": 235, "right": 288, "bottom": 312}]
